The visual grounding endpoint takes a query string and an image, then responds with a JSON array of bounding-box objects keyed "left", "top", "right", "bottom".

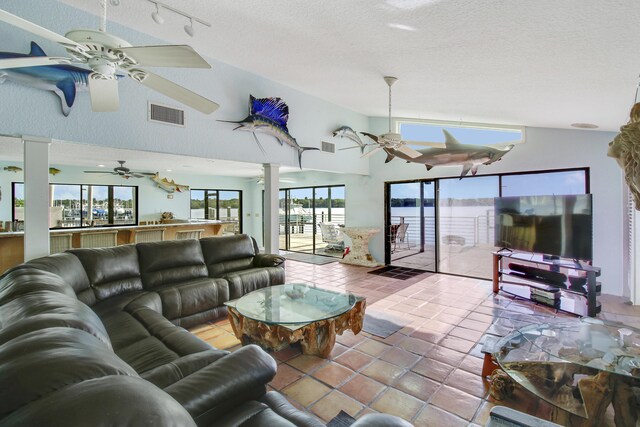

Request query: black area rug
[
  {"left": 368, "top": 265, "right": 431, "bottom": 280},
  {"left": 280, "top": 251, "right": 338, "bottom": 265},
  {"left": 363, "top": 310, "right": 409, "bottom": 338},
  {"left": 327, "top": 410, "right": 356, "bottom": 427}
]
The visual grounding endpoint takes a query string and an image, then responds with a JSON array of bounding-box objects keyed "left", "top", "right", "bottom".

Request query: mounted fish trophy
[
  {"left": 218, "top": 95, "right": 318, "bottom": 168},
  {"left": 608, "top": 102, "right": 640, "bottom": 208}
]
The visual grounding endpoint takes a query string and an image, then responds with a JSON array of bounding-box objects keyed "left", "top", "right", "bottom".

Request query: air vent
[
  {"left": 148, "top": 103, "right": 185, "bottom": 127},
  {"left": 321, "top": 141, "right": 335, "bottom": 153}
]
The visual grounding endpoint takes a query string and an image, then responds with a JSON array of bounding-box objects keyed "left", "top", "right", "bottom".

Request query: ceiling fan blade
[
  {"left": 131, "top": 173, "right": 145, "bottom": 178},
  {"left": 338, "top": 145, "right": 362, "bottom": 151},
  {"left": 403, "top": 140, "right": 446, "bottom": 148},
  {"left": 397, "top": 144, "right": 423, "bottom": 158},
  {"left": 0, "top": 9, "right": 86, "bottom": 53},
  {"left": 132, "top": 172, "right": 156, "bottom": 176},
  {"left": 118, "top": 45, "right": 211, "bottom": 68},
  {"left": 361, "top": 146, "right": 383, "bottom": 158},
  {"left": 84, "top": 171, "right": 116, "bottom": 174},
  {"left": 133, "top": 70, "right": 219, "bottom": 114},
  {"left": 0, "top": 56, "right": 71, "bottom": 69},
  {"left": 88, "top": 77, "right": 120, "bottom": 112}
]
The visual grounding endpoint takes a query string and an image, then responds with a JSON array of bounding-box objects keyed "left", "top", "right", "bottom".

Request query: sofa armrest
[
  {"left": 351, "top": 414, "right": 414, "bottom": 427},
  {"left": 253, "top": 254, "right": 286, "bottom": 268},
  {"left": 163, "top": 344, "right": 277, "bottom": 426}
]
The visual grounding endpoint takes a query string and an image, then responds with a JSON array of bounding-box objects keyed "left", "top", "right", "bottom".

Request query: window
[
  {"left": 190, "top": 189, "right": 242, "bottom": 233},
  {"left": 396, "top": 118, "right": 524, "bottom": 147},
  {"left": 12, "top": 182, "right": 137, "bottom": 228}
]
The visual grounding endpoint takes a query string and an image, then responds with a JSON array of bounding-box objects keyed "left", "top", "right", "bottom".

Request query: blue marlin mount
[
  {"left": 218, "top": 95, "right": 318, "bottom": 169},
  {"left": 0, "top": 42, "right": 93, "bottom": 116}
]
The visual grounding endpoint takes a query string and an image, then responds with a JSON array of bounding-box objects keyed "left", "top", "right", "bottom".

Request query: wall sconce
[{"left": 146, "top": 0, "right": 211, "bottom": 37}]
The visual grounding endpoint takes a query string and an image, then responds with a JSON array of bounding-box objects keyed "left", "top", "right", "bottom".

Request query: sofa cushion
[
  {"left": 224, "top": 267, "right": 274, "bottom": 300},
  {"left": 0, "top": 376, "right": 196, "bottom": 427},
  {"left": 141, "top": 350, "right": 228, "bottom": 389},
  {"left": 0, "top": 268, "right": 77, "bottom": 304},
  {"left": 0, "top": 291, "right": 111, "bottom": 349},
  {"left": 154, "top": 278, "right": 230, "bottom": 321},
  {"left": 23, "top": 253, "right": 95, "bottom": 305},
  {"left": 137, "top": 240, "right": 208, "bottom": 288},
  {"left": 200, "top": 235, "right": 257, "bottom": 277},
  {"left": 69, "top": 245, "right": 143, "bottom": 301},
  {"left": 0, "top": 327, "right": 137, "bottom": 419}
]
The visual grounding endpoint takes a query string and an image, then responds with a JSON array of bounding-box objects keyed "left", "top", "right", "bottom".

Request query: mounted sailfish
[
  {"left": 0, "top": 42, "right": 93, "bottom": 116},
  {"left": 218, "top": 96, "right": 318, "bottom": 168}
]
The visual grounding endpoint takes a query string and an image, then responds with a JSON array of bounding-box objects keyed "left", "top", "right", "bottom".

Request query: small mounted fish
[
  {"left": 218, "top": 95, "right": 318, "bottom": 168},
  {"left": 150, "top": 173, "right": 189, "bottom": 193},
  {"left": 49, "top": 167, "right": 61, "bottom": 175},
  {"left": 3, "top": 166, "right": 22, "bottom": 173},
  {"left": 332, "top": 126, "right": 374, "bottom": 154}
]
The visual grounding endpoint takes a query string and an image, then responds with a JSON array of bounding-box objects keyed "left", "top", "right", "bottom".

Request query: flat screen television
[{"left": 494, "top": 194, "right": 593, "bottom": 261}]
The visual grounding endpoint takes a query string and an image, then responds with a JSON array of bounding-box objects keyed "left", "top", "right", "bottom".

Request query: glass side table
[{"left": 494, "top": 318, "right": 640, "bottom": 426}]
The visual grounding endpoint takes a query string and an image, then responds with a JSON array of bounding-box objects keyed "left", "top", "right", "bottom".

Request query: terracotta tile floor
[{"left": 191, "top": 260, "right": 640, "bottom": 426}]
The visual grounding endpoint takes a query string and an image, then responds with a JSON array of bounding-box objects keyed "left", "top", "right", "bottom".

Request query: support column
[
  {"left": 263, "top": 163, "right": 280, "bottom": 254},
  {"left": 23, "top": 136, "right": 51, "bottom": 260}
]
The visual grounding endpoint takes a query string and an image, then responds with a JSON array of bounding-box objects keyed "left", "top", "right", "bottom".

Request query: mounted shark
[
  {"left": 0, "top": 42, "right": 94, "bottom": 116},
  {"left": 150, "top": 173, "right": 189, "bottom": 193},
  {"left": 218, "top": 95, "right": 318, "bottom": 169},
  {"left": 332, "top": 126, "right": 374, "bottom": 154},
  {"left": 383, "top": 129, "right": 516, "bottom": 178}
]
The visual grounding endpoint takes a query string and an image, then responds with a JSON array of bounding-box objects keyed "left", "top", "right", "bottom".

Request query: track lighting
[
  {"left": 146, "top": 1, "right": 211, "bottom": 37},
  {"left": 151, "top": 3, "right": 164, "bottom": 24},
  {"left": 184, "top": 18, "right": 194, "bottom": 37}
]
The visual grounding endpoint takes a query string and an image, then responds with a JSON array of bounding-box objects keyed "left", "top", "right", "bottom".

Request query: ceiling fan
[
  {"left": 0, "top": 3, "right": 219, "bottom": 114},
  {"left": 361, "top": 76, "right": 442, "bottom": 159},
  {"left": 84, "top": 160, "right": 155, "bottom": 179}
]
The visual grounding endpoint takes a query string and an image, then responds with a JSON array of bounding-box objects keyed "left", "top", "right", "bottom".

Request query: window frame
[
  {"left": 11, "top": 182, "right": 138, "bottom": 229},
  {"left": 190, "top": 188, "right": 243, "bottom": 233}
]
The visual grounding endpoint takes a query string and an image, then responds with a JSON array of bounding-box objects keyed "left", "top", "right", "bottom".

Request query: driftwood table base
[{"left": 227, "top": 299, "right": 366, "bottom": 358}]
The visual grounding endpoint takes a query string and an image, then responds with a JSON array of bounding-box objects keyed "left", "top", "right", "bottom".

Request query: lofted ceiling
[{"left": 54, "top": 0, "right": 640, "bottom": 132}]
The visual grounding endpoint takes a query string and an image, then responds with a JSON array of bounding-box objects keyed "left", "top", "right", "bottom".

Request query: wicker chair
[
  {"left": 134, "top": 228, "right": 165, "bottom": 243},
  {"left": 318, "top": 223, "right": 344, "bottom": 252},
  {"left": 175, "top": 229, "right": 204, "bottom": 240},
  {"left": 50, "top": 233, "right": 73, "bottom": 254},
  {"left": 80, "top": 230, "right": 118, "bottom": 248}
]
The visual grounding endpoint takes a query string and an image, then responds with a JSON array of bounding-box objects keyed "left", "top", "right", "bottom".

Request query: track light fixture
[
  {"left": 151, "top": 3, "right": 164, "bottom": 24},
  {"left": 184, "top": 18, "right": 195, "bottom": 37},
  {"left": 146, "top": 1, "right": 211, "bottom": 37}
]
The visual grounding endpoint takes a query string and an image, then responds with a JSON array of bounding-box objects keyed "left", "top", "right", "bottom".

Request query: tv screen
[{"left": 494, "top": 194, "right": 593, "bottom": 261}]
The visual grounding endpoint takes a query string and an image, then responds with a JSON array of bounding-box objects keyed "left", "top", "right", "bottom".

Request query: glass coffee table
[
  {"left": 494, "top": 318, "right": 640, "bottom": 426},
  {"left": 224, "top": 283, "right": 366, "bottom": 357}
]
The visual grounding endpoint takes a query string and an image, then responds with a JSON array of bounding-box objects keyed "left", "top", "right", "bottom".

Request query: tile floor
[{"left": 190, "top": 260, "right": 640, "bottom": 426}]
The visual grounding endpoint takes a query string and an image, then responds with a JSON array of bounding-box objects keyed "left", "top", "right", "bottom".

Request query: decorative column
[
  {"left": 23, "top": 136, "right": 51, "bottom": 260},
  {"left": 263, "top": 163, "right": 280, "bottom": 254}
]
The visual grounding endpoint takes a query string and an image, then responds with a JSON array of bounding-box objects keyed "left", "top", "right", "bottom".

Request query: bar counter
[{"left": 0, "top": 220, "right": 233, "bottom": 273}]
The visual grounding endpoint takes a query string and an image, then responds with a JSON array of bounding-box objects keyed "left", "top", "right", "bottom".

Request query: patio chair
[
  {"left": 391, "top": 223, "right": 410, "bottom": 252},
  {"left": 318, "top": 223, "right": 344, "bottom": 252}
]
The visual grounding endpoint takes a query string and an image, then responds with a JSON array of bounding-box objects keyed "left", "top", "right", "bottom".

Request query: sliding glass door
[{"left": 278, "top": 185, "right": 346, "bottom": 257}]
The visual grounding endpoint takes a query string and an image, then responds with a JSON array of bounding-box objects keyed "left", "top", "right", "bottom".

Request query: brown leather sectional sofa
[{"left": 0, "top": 234, "right": 412, "bottom": 426}]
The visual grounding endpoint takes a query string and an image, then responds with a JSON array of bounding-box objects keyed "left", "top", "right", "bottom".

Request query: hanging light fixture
[
  {"left": 184, "top": 17, "right": 195, "bottom": 37},
  {"left": 151, "top": 3, "right": 164, "bottom": 24},
  {"left": 146, "top": 0, "right": 211, "bottom": 37}
]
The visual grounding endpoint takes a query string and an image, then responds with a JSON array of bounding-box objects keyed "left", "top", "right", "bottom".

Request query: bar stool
[
  {"left": 50, "top": 233, "right": 73, "bottom": 254},
  {"left": 134, "top": 228, "right": 165, "bottom": 243},
  {"left": 80, "top": 230, "right": 118, "bottom": 248},
  {"left": 175, "top": 229, "right": 204, "bottom": 240}
]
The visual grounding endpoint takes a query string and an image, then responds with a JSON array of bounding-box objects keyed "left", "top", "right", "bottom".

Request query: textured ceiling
[{"left": 48, "top": 1, "right": 640, "bottom": 131}]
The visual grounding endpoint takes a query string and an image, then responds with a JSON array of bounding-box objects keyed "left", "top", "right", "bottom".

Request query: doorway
[{"left": 385, "top": 181, "right": 437, "bottom": 271}]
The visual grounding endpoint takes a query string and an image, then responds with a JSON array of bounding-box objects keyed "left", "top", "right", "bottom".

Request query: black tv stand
[{"left": 492, "top": 251, "right": 601, "bottom": 317}]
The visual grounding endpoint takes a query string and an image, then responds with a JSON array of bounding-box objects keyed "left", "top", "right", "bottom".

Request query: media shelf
[{"left": 492, "top": 250, "right": 601, "bottom": 317}]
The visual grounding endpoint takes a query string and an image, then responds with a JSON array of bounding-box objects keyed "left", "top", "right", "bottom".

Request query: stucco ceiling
[{"left": 54, "top": 0, "right": 640, "bottom": 132}]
